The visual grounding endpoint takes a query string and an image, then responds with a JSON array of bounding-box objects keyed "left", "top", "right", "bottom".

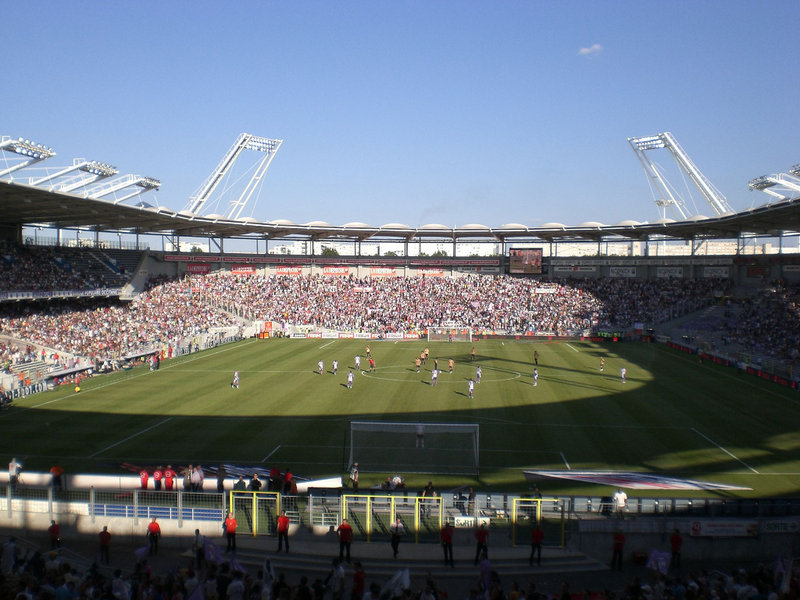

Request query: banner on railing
[{"left": 689, "top": 520, "right": 758, "bottom": 537}]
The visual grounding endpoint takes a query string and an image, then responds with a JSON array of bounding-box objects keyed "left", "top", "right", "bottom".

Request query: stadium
[{"left": 1, "top": 127, "right": 800, "bottom": 595}]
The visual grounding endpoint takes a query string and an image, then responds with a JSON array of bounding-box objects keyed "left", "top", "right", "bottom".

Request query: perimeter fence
[{"left": 5, "top": 485, "right": 800, "bottom": 547}]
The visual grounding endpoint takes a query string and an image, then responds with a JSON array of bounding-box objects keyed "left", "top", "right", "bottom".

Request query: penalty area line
[
  {"left": 691, "top": 427, "right": 759, "bottom": 474},
  {"left": 262, "top": 445, "right": 281, "bottom": 462},
  {"left": 89, "top": 417, "right": 174, "bottom": 458},
  {"left": 560, "top": 451, "right": 571, "bottom": 470}
]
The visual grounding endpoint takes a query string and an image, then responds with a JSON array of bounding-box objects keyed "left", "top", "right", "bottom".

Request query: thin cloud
[{"left": 578, "top": 44, "right": 603, "bottom": 56}]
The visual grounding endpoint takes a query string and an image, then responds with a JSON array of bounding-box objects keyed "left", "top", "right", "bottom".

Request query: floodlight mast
[
  {"left": 628, "top": 135, "right": 688, "bottom": 220},
  {"left": 748, "top": 170, "right": 800, "bottom": 201},
  {"left": 185, "top": 133, "right": 282, "bottom": 218},
  {"left": 82, "top": 174, "right": 161, "bottom": 203},
  {"left": 628, "top": 132, "right": 734, "bottom": 220},
  {"left": 31, "top": 158, "right": 118, "bottom": 189}
]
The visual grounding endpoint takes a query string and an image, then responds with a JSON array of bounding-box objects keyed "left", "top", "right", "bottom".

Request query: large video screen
[{"left": 509, "top": 248, "right": 543, "bottom": 274}]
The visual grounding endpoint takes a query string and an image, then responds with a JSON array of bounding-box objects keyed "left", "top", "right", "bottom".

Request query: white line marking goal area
[
  {"left": 89, "top": 417, "right": 174, "bottom": 458},
  {"left": 691, "top": 427, "right": 759, "bottom": 474}
]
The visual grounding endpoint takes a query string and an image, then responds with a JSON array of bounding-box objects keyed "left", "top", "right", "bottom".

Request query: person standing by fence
[
  {"left": 147, "top": 517, "right": 161, "bottom": 556},
  {"left": 337, "top": 518, "right": 352, "bottom": 563},
  {"left": 224, "top": 512, "right": 237, "bottom": 553},
  {"left": 390, "top": 517, "right": 405, "bottom": 558},
  {"left": 277, "top": 510, "right": 290, "bottom": 553},
  {"left": 440, "top": 522, "right": 454, "bottom": 567},
  {"left": 98, "top": 526, "right": 111, "bottom": 565}
]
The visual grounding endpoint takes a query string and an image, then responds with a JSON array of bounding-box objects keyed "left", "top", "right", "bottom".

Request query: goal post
[
  {"left": 349, "top": 421, "right": 479, "bottom": 476},
  {"left": 427, "top": 326, "right": 473, "bottom": 342}
]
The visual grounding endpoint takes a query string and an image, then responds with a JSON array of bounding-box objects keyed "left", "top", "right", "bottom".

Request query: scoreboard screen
[{"left": 509, "top": 248, "right": 543, "bottom": 274}]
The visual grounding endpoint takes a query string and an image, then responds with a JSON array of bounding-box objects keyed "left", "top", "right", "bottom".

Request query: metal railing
[{"left": 5, "top": 485, "right": 800, "bottom": 541}]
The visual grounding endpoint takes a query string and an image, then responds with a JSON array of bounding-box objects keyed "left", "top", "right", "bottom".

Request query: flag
[
  {"left": 263, "top": 558, "right": 275, "bottom": 587},
  {"left": 382, "top": 569, "right": 410, "bottom": 597},
  {"left": 204, "top": 539, "right": 224, "bottom": 565},
  {"left": 230, "top": 555, "right": 247, "bottom": 574},
  {"left": 646, "top": 549, "right": 670, "bottom": 575}
]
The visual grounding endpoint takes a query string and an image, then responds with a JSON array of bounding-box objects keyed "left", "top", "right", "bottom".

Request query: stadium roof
[{"left": 2, "top": 178, "right": 800, "bottom": 244}]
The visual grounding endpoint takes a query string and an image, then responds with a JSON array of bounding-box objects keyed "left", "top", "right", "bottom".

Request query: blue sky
[{"left": 4, "top": 1, "right": 799, "bottom": 229}]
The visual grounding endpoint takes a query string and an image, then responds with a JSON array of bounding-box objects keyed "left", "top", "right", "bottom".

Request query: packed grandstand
[{"left": 1, "top": 238, "right": 799, "bottom": 399}]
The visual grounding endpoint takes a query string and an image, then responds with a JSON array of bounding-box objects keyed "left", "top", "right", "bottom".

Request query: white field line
[
  {"left": 565, "top": 344, "right": 580, "bottom": 353},
  {"left": 560, "top": 451, "right": 571, "bottom": 470},
  {"left": 88, "top": 417, "right": 174, "bottom": 458},
  {"left": 691, "top": 427, "right": 759, "bottom": 474},
  {"left": 262, "top": 445, "right": 281, "bottom": 462},
  {"left": 320, "top": 341, "right": 336, "bottom": 349}
]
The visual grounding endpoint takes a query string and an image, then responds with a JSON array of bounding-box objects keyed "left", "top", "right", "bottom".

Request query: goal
[
  {"left": 427, "top": 326, "right": 473, "bottom": 342},
  {"left": 349, "top": 421, "right": 480, "bottom": 476}
]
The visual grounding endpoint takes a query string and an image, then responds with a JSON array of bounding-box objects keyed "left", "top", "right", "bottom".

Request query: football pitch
[{"left": 2, "top": 338, "right": 799, "bottom": 499}]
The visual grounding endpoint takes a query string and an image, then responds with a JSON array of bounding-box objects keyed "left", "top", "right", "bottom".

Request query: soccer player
[
  {"left": 476, "top": 366, "right": 482, "bottom": 383},
  {"left": 419, "top": 350, "right": 426, "bottom": 365},
  {"left": 349, "top": 462, "right": 359, "bottom": 491},
  {"left": 347, "top": 370, "right": 354, "bottom": 389},
  {"left": 431, "top": 369, "right": 438, "bottom": 386},
  {"left": 317, "top": 360, "right": 324, "bottom": 375},
  {"left": 448, "top": 358, "right": 454, "bottom": 374},
  {"left": 600, "top": 357, "right": 605, "bottom": 372},
  {"left": 414, "top": 357, "right": 421, "bottom": 373},
  {"left": 365, "top": 345, "right": 371, "bottom": 358},
  {"left": 332, "top": 359, "right": 338, "bottom": 375},
  {"left": 231, "top": 371, "right": 240, "bottom": 389},
  {"left": 368, "top": 357, "right": 375, "bottom": 372},
  {"left": 534, "top": 350, "right": 539, "bottom": 365},
  {"left": 620, "top": 367, "right": 627, "bottom": 383},
  {"left": 471, "top": 347, "right": 476, "bottom": 361},
  {"left": 354, "top": 355, "right": 361, "bottom": 370},
  {"left": 533, "top": 368, "right": 539, "bottom": 386},
  {"left": 468, "top": 378, "right": 475, "bottom": 398}
]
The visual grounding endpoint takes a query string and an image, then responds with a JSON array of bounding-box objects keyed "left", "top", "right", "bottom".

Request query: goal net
[
  {"left": 349, "top": 421, "right": 479, "bottom": 476},
  {"left": 427, "top": 326, "right": 473, "bottom": 342}
]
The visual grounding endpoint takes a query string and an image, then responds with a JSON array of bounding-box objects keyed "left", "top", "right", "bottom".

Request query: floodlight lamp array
[
  {"left": 82, "top": 161, "right": 118, "bottom": 177},
  {"left": 244, "top": 136, "right": 281, "bottom": 153},
  {"left": 629, "top": 135, "right": 666, "bottom": 150},
  {"left": 748, "top": 176, "right": 775, "bottom": 190},
  {"left": 137, "top": 177, "right": 161, "bottom": 190},
  {"left": 790, "top": 164, "right": 800, "bottom": 177},
  {"left": 8, "top": 138, "right": 55, "bottom": 159}
]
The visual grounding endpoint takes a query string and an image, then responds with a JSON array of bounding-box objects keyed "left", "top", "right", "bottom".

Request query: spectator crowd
[{"left": 4, "top": 256, "right": 796, "bottom": 365}]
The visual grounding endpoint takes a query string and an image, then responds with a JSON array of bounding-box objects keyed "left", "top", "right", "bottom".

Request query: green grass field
[{"left": 2, "top": 338, "right": 799, "bottom": 499}]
